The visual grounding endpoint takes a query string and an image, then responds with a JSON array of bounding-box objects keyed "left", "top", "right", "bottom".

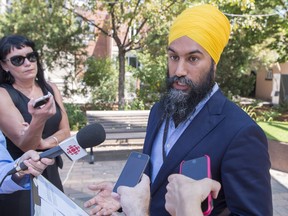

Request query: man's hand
[
  {"left": 84, "top": 181, "right": 121, "bottom": 215},
  {"left": 113, "top": 174, "right": 150, "bottom": 216},
  {"left": 15, "top": 150, "right": 54, "bottom": 178},
  {"left": 165, "top": 174, "right": 221, "bottom": 216}
]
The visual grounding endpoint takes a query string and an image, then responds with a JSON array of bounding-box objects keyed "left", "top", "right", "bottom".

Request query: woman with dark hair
[{"left": 0, "top": 34, "right": 70, "bottom": 215}]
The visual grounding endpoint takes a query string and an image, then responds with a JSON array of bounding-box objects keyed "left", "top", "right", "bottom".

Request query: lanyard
[{"left": 162, "top": 118, "right": 170, "bottom": 162}]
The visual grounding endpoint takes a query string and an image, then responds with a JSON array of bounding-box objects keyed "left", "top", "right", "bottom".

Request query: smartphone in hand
[
  {"left": 113, "top": 151, "right": 150, "bottom": 193},
  {"left": 33, "top": 93, "right": 51, "bottom": 108},
  {"left": 180, "top": 155, "right": 213, "bottom": 216}
]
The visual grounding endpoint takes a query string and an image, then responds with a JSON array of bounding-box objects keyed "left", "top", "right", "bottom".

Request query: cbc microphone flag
[{"left": 59, "top": 136, "right": 87, "bottom": 161}]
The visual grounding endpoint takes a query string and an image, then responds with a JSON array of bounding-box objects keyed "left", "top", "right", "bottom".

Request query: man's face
[
  {"left": 167, "top": 36, "right": 216, "bottom": 90},
  {"left": 161, "top": 36, "right": 216, "bottom": 125}
]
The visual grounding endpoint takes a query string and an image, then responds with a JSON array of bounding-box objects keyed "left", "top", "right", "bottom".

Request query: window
[
  {"left": 127, "top": 56, "right": 140, "bottom": 68},
  {"left": 265, "top": 69, "right": 273, "bottom": 80}
]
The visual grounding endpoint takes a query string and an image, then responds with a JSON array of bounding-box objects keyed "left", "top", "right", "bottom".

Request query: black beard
[{"left": 160, "top": 63, "right": 215, "bottom": 126}]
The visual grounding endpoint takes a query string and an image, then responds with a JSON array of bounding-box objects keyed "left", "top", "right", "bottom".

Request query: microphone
[{"left": 7, "top": 123, "right": 106, "bottom": 175}]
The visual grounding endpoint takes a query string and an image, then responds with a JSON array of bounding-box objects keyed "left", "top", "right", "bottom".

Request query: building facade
[{"left": 256, "top": 62, "right": 288, "bottom": 104}]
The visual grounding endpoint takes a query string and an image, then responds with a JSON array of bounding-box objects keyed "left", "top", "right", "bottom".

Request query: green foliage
[
  {"left": 275, "top": 101, "right": 288, "bottom": 113},
  {"left": 256, "top": 110, "right": 281, "bottom": 122},
  {"left": 82, "top": 57, "right": 118, "bottom": 104},
  {"left": 141, "top": 1, "right": 189, "bottom": 56},
  {"left": 216, "top": 43, "right": 256, "bottom": 96},
  {"left": 125, "top": 98, "right": 146, "bottom": 110},
  {"left": 131, "top": 50, "right": 167, "bottom": 109},
  {"left": 64, "top": 103, "right": 87, "bottom": 131},
  {"left": 241, "top": 105, "right": 281, "bottom": 122},
  {"left": 241, "top": 105, "right": 259, "bottom": 121},
  {"left": 214, "top": 1, "right": 267, "bottom": 96}
]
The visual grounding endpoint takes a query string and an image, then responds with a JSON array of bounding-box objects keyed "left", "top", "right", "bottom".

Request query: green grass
[{"left": 257, "top": 121, "right": 288, "bottom": 143}]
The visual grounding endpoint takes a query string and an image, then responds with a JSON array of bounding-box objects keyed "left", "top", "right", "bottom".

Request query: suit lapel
[{"left": 151, "top": 90, "right": 227, "bottom": 194}]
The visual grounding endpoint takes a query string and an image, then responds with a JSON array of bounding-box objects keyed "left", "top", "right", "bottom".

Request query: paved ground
[{"left": 59, "top": 147, "right": 288, "bottom": 215}]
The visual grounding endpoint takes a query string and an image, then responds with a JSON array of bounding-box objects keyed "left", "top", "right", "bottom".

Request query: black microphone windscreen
[{"left": 76, "top": 123, "right": 106, "bottom": 148}]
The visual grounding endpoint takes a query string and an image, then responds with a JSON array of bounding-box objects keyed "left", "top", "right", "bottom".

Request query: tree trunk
[{"left": 118, "top": 48, "right": 126, "bottom": 110}]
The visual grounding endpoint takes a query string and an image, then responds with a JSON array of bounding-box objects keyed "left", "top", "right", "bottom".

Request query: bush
[
  {"left": 241, "top": 105, "right": 258, "bottom": 121},
  {"left": 275, "top": 101, "right": 288, "bottom": 113},
  {"left": 64, "top": 103, "right": 87, "bottom": 131},
  {"left": 241, "top": 105, "right": 281, "bottom": 122},
  {"left": 125, "top": 98, "right": 146, "bottom": 110},
  {"left": 82, "top": 57, "right": 118, "bottom": 104}
]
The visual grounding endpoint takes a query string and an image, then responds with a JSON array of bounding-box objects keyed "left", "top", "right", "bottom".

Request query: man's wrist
[
  {"left": 178, "top": 201, "right": 203, "bottom": 216},
  {"left": 11, "top": 173, "right": 29, "bottom": 185},
  {"left": 132, "top": 208, "right": 149, "bottom": 216},
  {"left": 11, "top": 157, "right": 27, "bottom": 182},
  {"left": 121, "top": 207, "right": 149, "bottom": 216}
]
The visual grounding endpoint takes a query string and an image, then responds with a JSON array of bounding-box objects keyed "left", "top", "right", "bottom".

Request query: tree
[
  {"left": 82, "top": 57, "right": 118, "bottom": 107},
  {"left": 67, "top": 0, "right": 190, "bottom": 109},
  {"left": 215, "top": 0, "right": 288, "bottom": 96},
  {"left": 256, "top": 0, "right": 288, "bottom": 63},
  {"left": 131, "top": 50, "right": 166, "bottom": 109},
  {"left": 0, "top": 0, "right": 90, "bottom": 96}
]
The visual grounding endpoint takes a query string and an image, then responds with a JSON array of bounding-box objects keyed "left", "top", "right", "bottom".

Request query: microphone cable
[
  {"left": 0, "top": 173, "right": 9, "bottom": 188},
  {"left": 62, "top": 160, "right": 76, "bottom": 185},
  {"left": 0, "top": 157, "right": 22, "bottom": 188},
  {"left": 0, "top": 160, "right": 75, "bottom": 188}
]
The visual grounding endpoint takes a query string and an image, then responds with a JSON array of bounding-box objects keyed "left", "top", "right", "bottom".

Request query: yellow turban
[{"left": 168, "top": 4, "right": 231, "bottom": 64}]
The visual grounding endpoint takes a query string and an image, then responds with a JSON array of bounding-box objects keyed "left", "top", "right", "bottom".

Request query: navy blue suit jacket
[{"left": 143, "top": 89, "right": 272, "bottom": 216}]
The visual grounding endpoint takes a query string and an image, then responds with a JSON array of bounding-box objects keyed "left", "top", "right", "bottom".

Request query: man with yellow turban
[{"left": 84, "top": 4, "right": 272, "bottom": 216}]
